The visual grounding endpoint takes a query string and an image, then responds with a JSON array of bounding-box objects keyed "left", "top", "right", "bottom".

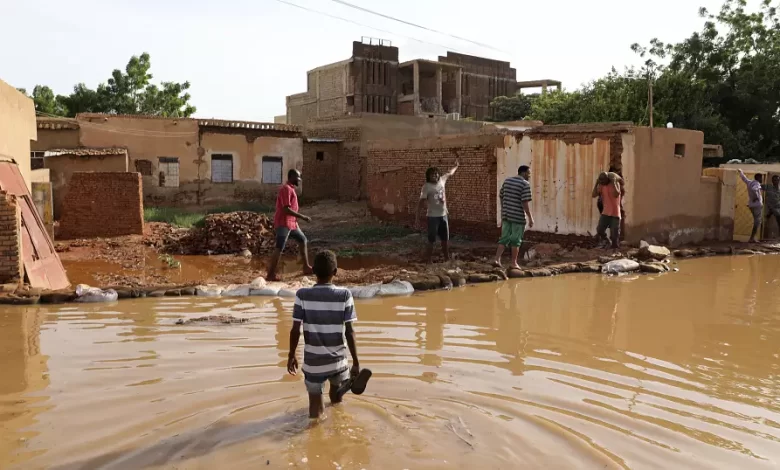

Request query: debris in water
[{"left": 175, "top": 315, "right": 249, "bottom": 325}]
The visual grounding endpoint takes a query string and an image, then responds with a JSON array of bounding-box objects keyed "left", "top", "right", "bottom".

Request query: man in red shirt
[
  {"left": 267, "top": 169, "right": 312, "bottom": 281},
  {"left": 592, "top": 172, "right": 622, "bottom": 249}
]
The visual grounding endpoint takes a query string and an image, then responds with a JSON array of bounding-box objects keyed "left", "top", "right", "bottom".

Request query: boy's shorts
[{"left": 304, "top": 369, "right": 350, "bottom": 394}]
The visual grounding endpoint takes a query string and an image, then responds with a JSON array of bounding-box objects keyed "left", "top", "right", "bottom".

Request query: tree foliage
[
  {"left": 491, "top": 0, "right": 780, "bottom": 160},
  {"left": 21, "top": 53, "right": 196, "bottom": 118}
]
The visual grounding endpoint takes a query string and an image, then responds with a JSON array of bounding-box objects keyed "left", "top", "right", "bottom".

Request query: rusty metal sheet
[{"left": 0, "top": 161, "right": 70, "bottom": 290}]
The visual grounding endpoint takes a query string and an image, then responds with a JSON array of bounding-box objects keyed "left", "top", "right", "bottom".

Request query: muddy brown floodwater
[{"left": 1, "top": 255, "right": 779, "bottom": 469}]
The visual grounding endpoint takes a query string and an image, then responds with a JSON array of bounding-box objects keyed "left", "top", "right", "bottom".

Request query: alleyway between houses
[{"left": 2, "top": 254, "right": 779, "bottom": 469}]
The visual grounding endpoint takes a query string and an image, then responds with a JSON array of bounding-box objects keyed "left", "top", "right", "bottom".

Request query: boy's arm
[
  {"left": 287, "top": 295, "right": 305, "bottom": 375},
  {"left": 344, "top": 292, "right": 359, "bottom": 374},
  {"left": 415, "top": 187, "right": 427, "bottom": 228},
  {"left": 592, "top": 181, "right": 600, "bottom": 198}
]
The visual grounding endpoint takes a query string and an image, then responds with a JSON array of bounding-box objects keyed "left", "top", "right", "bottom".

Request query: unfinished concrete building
[
  {"left": 287, "top": 39, "right": 399, "bottom": 125},
  {"left": 287, "top": 39, "right": 557, "bottom": 124}
]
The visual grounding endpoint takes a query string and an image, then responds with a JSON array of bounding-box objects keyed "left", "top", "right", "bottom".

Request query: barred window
[
  {"left": 211, "top": 154, "right": 233, "bottom": 183},
  {"left": 262, "top": 156, "right": 283, "bottom": 184},
  {"left": 158, "top": 157, "right": 179, "bottom": 187}
]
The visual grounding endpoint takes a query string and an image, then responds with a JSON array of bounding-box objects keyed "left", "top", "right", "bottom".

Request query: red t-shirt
[
  {"left": 274, "top": 183, "right": 299, "bottom": 229},
  {"left": 600, "top": 183, "right": 622, "bottom": 219}
]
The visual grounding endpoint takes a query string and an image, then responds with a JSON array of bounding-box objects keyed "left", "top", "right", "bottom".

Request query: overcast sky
[{"left": 2, "top": 0, "right": 729, "bottom": 122}]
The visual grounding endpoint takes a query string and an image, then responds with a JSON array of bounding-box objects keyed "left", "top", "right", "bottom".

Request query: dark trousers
[{"left": 597, "top": 215, "right": 620, "bottom": 248}]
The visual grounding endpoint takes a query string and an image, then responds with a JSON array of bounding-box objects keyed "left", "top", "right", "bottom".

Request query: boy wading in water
[
  {"left": 415, "top": 160, "right": 459, "bottom": 263},
  {"left": 287, "top": 251, "right": 371, "bottom": 419}
]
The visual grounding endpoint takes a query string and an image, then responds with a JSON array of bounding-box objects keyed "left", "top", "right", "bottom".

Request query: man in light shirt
[{"left": 739, "top": 169, "right": 764, "bottom": 243}]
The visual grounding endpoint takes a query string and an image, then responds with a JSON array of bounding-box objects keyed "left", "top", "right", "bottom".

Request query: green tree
[
  {"left": 497, "top": 0, "right": 779, "bottom": 160},
  {"left": 490, "top": 94, "right": 538, "bottom": 121},
  {"left": 24, "top": 53, "right": 196, "bottom": 118}
]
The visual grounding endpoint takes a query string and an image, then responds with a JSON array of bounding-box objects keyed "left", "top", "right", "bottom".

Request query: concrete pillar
[
  {"left": 542, "top": 83, "right": 548, "bottom": 94},
  {"left": 455, "top": 68, "right": 463, "bottom": 116},
  {"left": 413, "top": 61, "right": 420, "bottom": 115},
  {"left": 316, "top": 70, "right": 321, "bottom": 118},
  {"left": 436, "top": 66, "right": 443, "bottom": 114}
]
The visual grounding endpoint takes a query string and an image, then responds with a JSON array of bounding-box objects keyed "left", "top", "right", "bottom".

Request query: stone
[
  {"left": 529, "top": 268, "right": 553, "bottom": 277},
  {"left": 148, "top": 290, "right": 166, "bottom": 298},
  {"left": 114, "top": 288, "right": 135, "bottom": 299},
  {"left": 492, "top": 269, "right": 508, "bottom": 280},
  {"left": 578, "top": 263, "right": 602, "bottom": 273},
  {"left": 241, "top": 249, "right": 252, "bottom": 258},
  {"left": 165, "top": 289, "right": 182, "bottom": 297},
  {"left": 40, "top": 291, "right": 76, "bottom": 304},
  {"left": 556, "top": 263, "right": 579, "bottom": 274},
  {"left": 181, "top": 287, "right": 197, "bottom": 296},
  {"left": 448, "top": 273, "right": 467, "bottom": 287},
  {"left": 640, "top": 262, "right": 668, "bottom": 274},
  {"left": 408, "top": 275, "right": 441, "bottom": 291},
  {"left": 638, "top": 245, "right": 671, "bottom": 261},
  {"left": 506, "top": 268, "right": 528, "bottom": 279},
  {"left": 598, "top": 256, "right": 616, "bottom": 264},
  {"left": 467, "top": 273, "right": 494, "bottom": 283},
  {"left": 674, "top": 249, "right": 697, "bottom": 258},
  {"left": 639, "top": 240, "right": 650, "bottom": 249},
  {"left": 437, "top": 274, "right": 453, "bottom": 290}
]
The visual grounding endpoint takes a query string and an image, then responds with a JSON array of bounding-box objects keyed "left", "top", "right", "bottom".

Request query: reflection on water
[{"left": 1, "top": 255, "right": 779, "bottom": 469}]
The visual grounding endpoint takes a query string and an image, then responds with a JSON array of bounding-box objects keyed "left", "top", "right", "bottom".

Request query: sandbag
[
  {"left": 378, "top": 280, "right": 414, "bottom": 296},
  {"left": 249, "top": 286, "right": 280, "bottom": 296},
  {"left": 349, "top": 284, "right": 381, "bottom": 299},
  {"left": 196, "top": 285, "right": 223, "bottom": 297},
  {"left": 74, "top": 284, "right": 118, "bottom": 303},
  {"left": 601, "top": 259, "right": 640, "bottom": 274},
  {"left": 278, "top": 288, "right": 298, "bottom": 298},
  {"left": 222, "top": 284, "right": 252, "bottom": 297}
]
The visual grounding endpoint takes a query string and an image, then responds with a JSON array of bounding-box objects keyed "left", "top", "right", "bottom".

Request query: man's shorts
[
  {"left": 750, "top": 206, "right": 763, "bottom": 227},
  {"left": 498, "top": 220, "right": 525, "bottom": 247},
  {"left": 427, "top": 216, "right": 449, "bottom": 243},
  {"left": 275, "top": 227, "right": 307, "bottom": 250},
  {"left": 304, "top": 369, "right": 350, "bottom": 395}
]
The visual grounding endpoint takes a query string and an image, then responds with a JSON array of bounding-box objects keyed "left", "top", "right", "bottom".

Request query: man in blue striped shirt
[
  {"left": 287, "top": 250, "right": 367, "bottom": 418},
  {"left": 495, "top": 165, "right": 534, "bottom": 269}
]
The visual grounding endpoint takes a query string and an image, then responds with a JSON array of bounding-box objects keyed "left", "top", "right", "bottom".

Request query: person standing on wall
[
  {"left": 494, "top": 165, "right": 534, "bottom": 270},
  {"left": 739, "top": 169, "right": 764, "bottom": 243},
  {"left": 762, "top": 175, "right": 780, "bottom": 239},
  {"left": 592, "top": 172, "right": 622, "bottom": 249},
  {"left": 415, "top": 160, "right": 459, "bottom": 263},
  {"left": 267, "top": 169, "right": 312, "bottom": 281}
]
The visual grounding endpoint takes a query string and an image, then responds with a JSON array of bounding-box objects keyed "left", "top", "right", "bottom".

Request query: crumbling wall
[
  {"left": 59, "top": 172, "right": 144, "bottom": 239},
  {"left": 438, "top": 52, "right": 517, "bottom": 121},
  {"left": 367, "top": 135, "right": 501, "bottom": 240},
  {"left": 0, "top": 191, "right": 22, "bottom": 284}
]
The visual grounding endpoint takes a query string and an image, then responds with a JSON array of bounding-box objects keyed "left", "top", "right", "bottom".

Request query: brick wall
[
  {"left": 59, "top": 172, "right": 144, "bottom": 239},
  {"left": 367, "top": 144, "right": 498, "bottom": 240},
  {"left": 306, "top": 127, "right": 363, "bottom": 201},
  {"left": 302, "top": 142, "right": 341, "bottom": 201},
  {"left": 0, "top": 191, "right": 22, "bottom": 284}
]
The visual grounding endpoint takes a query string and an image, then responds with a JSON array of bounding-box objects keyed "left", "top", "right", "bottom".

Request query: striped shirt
[
  {"left": 500, "top": 176, "right": 532, "bottom": 224},
  {"left": 293, "top": 284, "right": 356, "bottom": 378}
]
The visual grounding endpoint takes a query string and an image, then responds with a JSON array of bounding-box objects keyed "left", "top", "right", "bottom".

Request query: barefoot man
[
  {"left": 267, "top": 169, "right": 312, "bottom": 281},
  {"left": 415, "top": 160, "right": 459, "bottom": 263},
  {"left": 495, "top": 165, "right": 534, "bottom": 269}
]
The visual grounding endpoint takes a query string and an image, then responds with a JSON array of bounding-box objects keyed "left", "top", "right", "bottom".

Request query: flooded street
[{"left": 1, "top": 255, "right": 779, "bottom": 469}]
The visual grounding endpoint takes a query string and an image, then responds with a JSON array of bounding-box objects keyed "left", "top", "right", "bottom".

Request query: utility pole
[{"left": 648, "top": 76, "right": 654, "bottom": 145}]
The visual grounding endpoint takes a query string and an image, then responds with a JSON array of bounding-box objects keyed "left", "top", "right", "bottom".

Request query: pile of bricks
[
  {"left": 58, "top": 172, "right": 144, "bottom": 239},
  {"left": 0, "top": 191, "right": 22, "bottom": 284}
]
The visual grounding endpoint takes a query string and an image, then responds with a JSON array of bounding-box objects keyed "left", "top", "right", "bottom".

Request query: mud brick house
[
  {"left": 286, "top": 39, "right": 558, "bottom": 124},
  {"left": 0, "top": 79, "right": 69, "bottom": 289},
  {"left": 367, "top": 123, "right": 740, "bottom": 247},
  {"left": 33, "top": 114, "right": 304, "bottom": 207}
]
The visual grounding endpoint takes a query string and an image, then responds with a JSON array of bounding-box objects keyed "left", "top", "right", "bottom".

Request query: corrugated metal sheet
[
  {"left": 498, "top": 135, "right": 612, "bottom": 236},
  {"left": 0, "top": 161, "right": 69, "bottom": 290}
]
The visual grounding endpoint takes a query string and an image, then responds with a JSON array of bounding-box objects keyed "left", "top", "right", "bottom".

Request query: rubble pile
[{"left": 162, "top": 212, "right": 294, "bottom": 256}]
